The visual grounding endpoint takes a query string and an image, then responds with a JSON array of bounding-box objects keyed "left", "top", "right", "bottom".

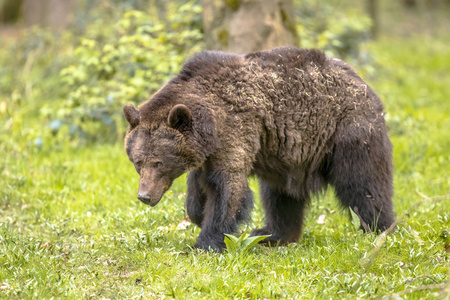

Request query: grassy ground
[
  {"left": 1, "top": 37, "right": 448, "bottom": 299},
  {"left": 1, "top": 11, "right": 450, "bottom": 300}
]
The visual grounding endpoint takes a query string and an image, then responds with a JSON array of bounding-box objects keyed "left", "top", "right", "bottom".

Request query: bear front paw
[
  {"left": 250, "top": 227, "right": 288, "bottom": 246},
  {"left": 192, "top": 239, "right": 226, "bottom": 253},
  {"left": 250, "top": 227, "right": 272, "bottom": 237}
]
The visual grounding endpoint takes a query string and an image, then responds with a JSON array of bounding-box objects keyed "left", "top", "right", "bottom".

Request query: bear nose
[{"left": 137, "top": 193, "right": 151, "bottom": 204}]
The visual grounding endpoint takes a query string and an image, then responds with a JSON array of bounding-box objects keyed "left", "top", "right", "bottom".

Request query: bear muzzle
[
  {"left": 137, "top": 192, "right": 162, "bottom": 207},
  {"left": 137, "top": 172, "right": 171, "bottom": 207}
]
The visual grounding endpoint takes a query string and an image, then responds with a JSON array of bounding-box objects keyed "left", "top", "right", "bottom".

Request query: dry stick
[
  {"left": 415, "top": 190, "right": 450, "bottom": 202},
  {"left": 353, "top": 190, "right": 450, "bottom": 292},
  {"left": 362, "top": 190, "right": 449, "bottom": 267},
  {"left": 381, "top": 283, "right": 448, "bottom": 299},
  {"left": 405, "top": 275, "right": 438, "bottom": 288}
]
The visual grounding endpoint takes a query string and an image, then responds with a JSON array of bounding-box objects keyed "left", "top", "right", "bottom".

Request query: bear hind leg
[
  {"left": 328, "top": 133, "right": 395, "bottom": 232},
  {"left": 251, "top": 180, "right": 307, "bottom": 245}
]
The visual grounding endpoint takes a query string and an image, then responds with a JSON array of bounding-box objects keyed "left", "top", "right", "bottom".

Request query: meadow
[{"left": 1, "top": 5, "right": 449, "bottom": 300}]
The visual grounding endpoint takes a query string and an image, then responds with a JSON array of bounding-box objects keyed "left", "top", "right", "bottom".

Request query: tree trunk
[
  {"left": 22, "top": 0, "right": 73, "bottom": 30},
  {"left": 203, "top": 0, "right": 298, "bottom": 54},
  {"left": 402, "top": 0, "right": 417, "bottom": 7},
  {"left": 367, "top": 0, "right": 379, "bottom": 39},
  {"left": 0, "top": 0, "right": 24, "bottom": 24}
]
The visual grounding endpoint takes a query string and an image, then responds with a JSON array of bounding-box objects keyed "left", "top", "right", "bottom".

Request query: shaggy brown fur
[{"left": 123, "top": 46, "right": 394, "bottom": 252}]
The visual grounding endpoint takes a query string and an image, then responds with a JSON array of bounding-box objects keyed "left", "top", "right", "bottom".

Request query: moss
[
  {"left": 0, "top": 0, "right": 24, "bottom": 24},
  {"left": 224, "top": 0, "right": 242, "bottom": 11},
  {"left": 280, "top": 6, "right": 299, "bottom": 45},
  {"left": 218, "top": 29, "right": 229, "bottom": 47}
]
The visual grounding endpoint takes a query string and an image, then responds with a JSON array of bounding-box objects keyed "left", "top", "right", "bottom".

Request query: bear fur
[{"left": 123, "top": 46, "right": 394, "bottom": 252}]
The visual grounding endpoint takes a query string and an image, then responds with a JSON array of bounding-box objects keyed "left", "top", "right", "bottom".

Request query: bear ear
[
  {"left": 123, "top": 104, "right": 140, "bottom": 129},
  {"left": 168, "top": 104, "right": 192, "bottom": 132}
]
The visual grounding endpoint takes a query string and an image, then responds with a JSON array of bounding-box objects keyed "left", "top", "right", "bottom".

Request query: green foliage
[
  {"left": 0, "top": 27, "right": 79, "bottom": 150},
  {"left": 224, "top": 233, "right": 270, "bottom": 253},
  {"left": 0, "top": 27, "right": 74, "bottom": 113},
  {"left": 0, "top": 0, "right": 371, "bottom": 145},
  {"left": 0, "top": 1, "right": 203, "bottom": 145},
  {"left": 349, "top": 207, "right": 362, "bottom": 231},
  {"left": 295, "top": 0, "right": 371, "bottom": 60},
  {"left": 58, "top": 2, "right": 203, "bottom": 142}
]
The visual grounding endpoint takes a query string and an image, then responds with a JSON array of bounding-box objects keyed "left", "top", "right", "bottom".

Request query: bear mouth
[
  {"left": 138, "top": 196, "right": 162, "bottom": 206},
  {"left": 149, "top": 197, "right": 162, "bottom": 207}
]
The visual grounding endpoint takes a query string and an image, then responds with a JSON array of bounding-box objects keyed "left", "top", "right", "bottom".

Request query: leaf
[
  {"left": 224, "top": 233, "right": 271, "bottom": 253},
  {"left": 349, "top": 207, "right": 360, "bottom": 230},
  {"left": 241, "top": 235, "right": 271, "bottom": 253},
  {"left": 224, "top": 234, "right": 239, "bottom": 252}
]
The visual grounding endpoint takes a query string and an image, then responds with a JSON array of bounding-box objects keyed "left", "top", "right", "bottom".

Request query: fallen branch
[
  {"left": 354, "top": 191, "right": 450, "bottom": 292},
  {"left": 405, "top": 275, "right": 438, "bottom": 288},
  {"left": 360, "top": 191, "right": 449, "bottom": 268},
  {"left": 381, "top": 283, "right": 448, "bottom": 299}
]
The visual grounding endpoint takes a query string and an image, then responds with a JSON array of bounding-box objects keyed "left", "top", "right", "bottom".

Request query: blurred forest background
[{"left": 0, "top": 0, "right": 449, "bottom": 145}]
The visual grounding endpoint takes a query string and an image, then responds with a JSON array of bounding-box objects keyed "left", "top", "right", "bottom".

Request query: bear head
[{"left": 123, "top": 95, "right": 219, "bottom": 206}]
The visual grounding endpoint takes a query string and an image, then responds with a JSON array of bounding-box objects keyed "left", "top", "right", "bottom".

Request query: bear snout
[
  {"left": 137, "top": 192, "right": 151, "bottom": 204},
  {"left": 137, "top": 192, "right": 162, "bottom": 206}
]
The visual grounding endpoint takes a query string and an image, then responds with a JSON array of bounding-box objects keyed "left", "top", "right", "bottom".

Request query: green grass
[{"left": 1, "top": 38, "right": 449, "bottom": 299}]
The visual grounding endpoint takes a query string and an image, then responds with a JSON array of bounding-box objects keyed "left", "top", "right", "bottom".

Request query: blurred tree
[
  {"left": 203, "top": 0, "right": 298, "bottom": 53},
  {"left": 293, "top": 0, "right": 371, "bottom": 59},
  {"left": 402, "top": 0, "right": 417, "bottom": 7},
  {"left": 366, "top": 0, "right": 379, "bottom": 39},
  {"left": 22, "top": 0, "right": 73, "bottom": 30},
  {"left": 401, "top": 0, "right": 450, "bottom": 8},
  {"left": 0, "top": 0, "right": 24, "bottom": 24}
]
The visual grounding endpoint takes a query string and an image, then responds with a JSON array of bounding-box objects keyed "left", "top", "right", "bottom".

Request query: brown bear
[{"left": 123, "top": 46, "right": 394, "bottom": 252}]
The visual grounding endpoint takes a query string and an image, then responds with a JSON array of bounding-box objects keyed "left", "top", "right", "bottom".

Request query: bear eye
[
  {"left": 153, "top": 162, "right": 163, "bottom": 168},
  {"left": 135, "top": 160, "right": 143, "bottom": 170}
]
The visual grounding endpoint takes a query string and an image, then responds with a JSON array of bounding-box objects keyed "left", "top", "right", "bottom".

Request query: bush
[
  {"left": 295, "top": 0, "right": 372, "bottom": 60},
  {"left": 57, "top": 0, "right": 369, "bottom": 144},
  {"left": 1, "top": 0, "right": 371, "bottom": 146},
  {"left": 0, "top": 27, "right": 74, "bottom": 115},
  {"left": 57, "top": 1, "right": 203, "bottom": 143}
]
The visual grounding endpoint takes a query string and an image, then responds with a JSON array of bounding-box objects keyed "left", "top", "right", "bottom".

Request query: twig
[
  {"left": 354, "top": 191, "right": 450, "bottom": 292},
  {"left": 382, "top": 188, "right": 449, "bottom": 235},
  {"left": 405, "top": 275, "right": 439, "bottom": 289},
  {"left": 415, "top": 190, "right": 450, "bottom": 202},
  {"left": 363, "top": 191, "right": 449, "bottom": 266},
  {"left": 381, "top": 283, "right": 448, "bottom": 299},
  {"left": 23, "top": 48, "right": 38, "bottom": 100}
]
